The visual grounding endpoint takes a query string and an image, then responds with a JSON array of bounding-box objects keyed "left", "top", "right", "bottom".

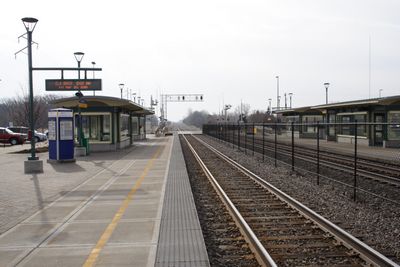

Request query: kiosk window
[{"left": 388, "top": 111, "right": 400, "bottom": 140}]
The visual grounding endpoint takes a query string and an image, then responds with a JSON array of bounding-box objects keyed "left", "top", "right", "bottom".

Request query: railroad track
[
  {"left": 182, "top": 134, "right": 397, "bottom": 266},
  {"left": 222, "top": 133, "right": 400, "bottom": 187}
]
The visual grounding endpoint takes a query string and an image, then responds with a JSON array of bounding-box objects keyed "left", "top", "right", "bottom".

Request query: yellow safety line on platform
[{"left": 82, "top": 146, "right": 163, "bottom": 267}]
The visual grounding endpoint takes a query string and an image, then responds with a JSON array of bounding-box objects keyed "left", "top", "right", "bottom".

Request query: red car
[{"left": 0, "top": 127, "right": 26, "bottom": 145}]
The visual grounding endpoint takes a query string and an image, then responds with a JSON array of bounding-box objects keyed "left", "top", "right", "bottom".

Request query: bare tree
[
  {"left": 233, "top": 102, "right": 251, "bottom": 122},
  {"left": 248, "top": 110, "right": 267, "bottom": 123},
  {"left": 1, "top": 93, "right": 61, "bottom": 130},
  {"left": 183, "top": 109, "right": 209, "bottom": 128}
]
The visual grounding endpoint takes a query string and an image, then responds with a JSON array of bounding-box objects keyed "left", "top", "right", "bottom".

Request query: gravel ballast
[{"left": 199, "top": 134, "right": 400, "bottom": 264}]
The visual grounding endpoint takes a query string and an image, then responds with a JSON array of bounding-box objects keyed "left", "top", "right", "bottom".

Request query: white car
[{"left": 34, "top": 130, "right": 47, "bottom": 142}]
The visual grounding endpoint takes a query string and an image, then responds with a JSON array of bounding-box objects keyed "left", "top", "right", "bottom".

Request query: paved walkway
[
  {"left": 0, "top": 136, "right": 173, "bottom": 266},
  {"left": 156, "top": 134, "right": 209, "bottom": 267}
]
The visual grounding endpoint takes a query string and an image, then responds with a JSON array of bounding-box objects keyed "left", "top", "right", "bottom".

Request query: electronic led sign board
[{"left": 46, "top": 79, "right": 102, "bottom": 91}]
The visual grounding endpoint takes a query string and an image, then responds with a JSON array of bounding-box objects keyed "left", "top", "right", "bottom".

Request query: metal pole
[
  {"left": 252, "top": 123, "right": 255, "bottom": 156},
  {"left": 353, "top": 120, "right": 358, "bottom": 201},
  {"left": 262, "top": 124, "right": 265, "bottom": 161},
  {"left": 27, "top": 30, "right": 37, "bottom": 160},
  {"left": 92, "top": 62, "right": 96, "bottom": 96},
  {"left": 317, "top": 122, "right": 320, "bottom": 185},
  {"left": 77, "top": 60, "right": 83, "bottom": 147},
  {"left": 226, "top": 123, "right": 228, "bottom": 142},
  {"left": 274, "top": 122, "right": 277, "bottom": 167},
  {"left": 276, "top": 76, "right": 280, "bottom": 110},
  {"left": 291, "top": 121, "right": 295, "bottom": 171},
  {"left": 225, "top": 123, "right": 227, "bottom": 142},
  {"left": 284, "top": 93, "right": 287, "bottom": 109},
  {"left": 326, "top": 87, "right": 328, "bottom": 104},
  {"left": 77, "top": 61, "right": 81, "bottom": 79},
  {"left": 244, "top": 124, "right": 247, "bottom": 154},
  {"left": 238, "top": 122, "right": 240, "bottom": 151},
  {"left": 232, "top": 124, "right": 235, "bottom": 149}
]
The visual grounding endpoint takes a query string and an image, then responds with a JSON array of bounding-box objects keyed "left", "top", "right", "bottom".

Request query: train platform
[
  {"left": 268, "top": 135, "right": 400, "bottom": 162},
  {"left": 0, "top": 134, "right": 209, "bottom": 266}
]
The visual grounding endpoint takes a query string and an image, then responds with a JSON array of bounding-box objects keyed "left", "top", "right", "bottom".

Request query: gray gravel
[{"left": 200, "top": 135, "right": 400, "bottom": 264}]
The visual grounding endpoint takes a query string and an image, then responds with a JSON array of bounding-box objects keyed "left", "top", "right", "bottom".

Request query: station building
[
  {"left": 51, "top": 96, "right": 154, "bottom": 152},
  {"left": 275, "top": 95, "right": 400, "bottom": 148}
]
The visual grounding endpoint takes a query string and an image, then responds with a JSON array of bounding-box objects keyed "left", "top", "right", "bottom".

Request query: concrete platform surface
[
  {"left": 0, "top": 136, "right": 189, "bottom": 266},
  {"left": 155, "top": 134, "right": 209, "bottom": 267}
]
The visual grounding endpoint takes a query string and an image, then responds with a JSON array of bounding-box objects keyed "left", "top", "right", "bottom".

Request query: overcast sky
[{"left": 1, "top": 0, "right": 400, "bottom": 121}]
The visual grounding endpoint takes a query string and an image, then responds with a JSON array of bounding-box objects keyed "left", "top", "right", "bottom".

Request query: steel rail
[
  {"left": 234, "top": 137, "right": 400, "bottom": 206},
  {"left": 251, "top": 134, "right": 400, "bottom": 173},
  {"left": 232, "top": 135, "right": 400, "bottom": 187},
  {"left": 193, "top": 134, "right": 399, "bottom": 267},
  {"left": 263, "top": 138, "right": 400, "bottom": 176},
  {"left": 226, "top": 132, "right": 400, "bottom": 171},
  {"left": 257, "top": 141, "right": 400, "bottom": 186},
  {"left": 181, "top": 134, "right": 277, "bottom": 267}
]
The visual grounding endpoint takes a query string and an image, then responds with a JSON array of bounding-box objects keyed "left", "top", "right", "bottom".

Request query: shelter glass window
[
  {"left": 140, "top": 117, "right": 145, "bottom": 134},
  {"left": 354, "top": 114, "right": 367, "bottom": 137},
  {"left": 388, "top": 111, "right": 400, "bottom": 140},
  {"left": 338, "top": 116, "right": 351, "bottom": 135},
  {"left": 120, "top": 114, "right": 129, "bottom": 141},
  {"left": 337, "top": 113, "right": 367, "bottom": 137},
  {"left": 328, "top": 114, "right": 336, "bottom": 136},
  {"left": 302, "top": 115, "right": 323, "bottom": 133},
  {"left": 131, "top": 117, "right": 139, "bottom": 135},
  {"left": 286, "top": 116, "right": 300, "bottom": 131},
  {"left": 77, "top": 113, "right": 111, "bottom": 142}
]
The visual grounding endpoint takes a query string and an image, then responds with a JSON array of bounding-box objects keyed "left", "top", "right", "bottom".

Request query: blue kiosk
[{"left": 48, "top": 108, "right": 76, "bottom": 163}]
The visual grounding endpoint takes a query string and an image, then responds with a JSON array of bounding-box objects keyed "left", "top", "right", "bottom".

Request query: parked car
[
  {"left": 0, "top": 127, "right": 25, "bottom": 145},
  {"left": 34, "top": 131, "right": 47, "bottom": 142},
  {"left": 7, "top": 126, "right": 47, "bottom": 142},
  {"left": 7, "top": 126, "right": 28, "bottom": 140}
]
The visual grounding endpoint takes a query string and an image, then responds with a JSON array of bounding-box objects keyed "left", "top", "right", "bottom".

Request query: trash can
[{"left": 82, "top": 138, "right": 90, "bottom": 155}]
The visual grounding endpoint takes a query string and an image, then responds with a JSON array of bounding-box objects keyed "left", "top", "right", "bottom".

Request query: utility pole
[
  {"left": 284, "top": 93, "right": 287, "bottom": 109},
  {"left": 268, "top": 98, "right": 272, "bottom": 114},
  {"left": 276, "top": 75, "right": 280, "bottom": 110}
]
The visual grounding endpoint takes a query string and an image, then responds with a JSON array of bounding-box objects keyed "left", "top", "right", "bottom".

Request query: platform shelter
[
  {"left": 51, "top": 96, "right": 154, "bottom": 152},
  {"left": 276, "top": 95, "right": 400, "bottom": 148}
]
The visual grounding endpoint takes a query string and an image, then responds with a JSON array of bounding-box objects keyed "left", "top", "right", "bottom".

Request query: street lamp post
[
  {"left": 74, "top": 52, "right": 85, "bottom": 147},
  {"left": 119, "top": 83, "right": 124, "bottom": 99},
  {"left": 22, "top": 17, "right": 39, "bottom": 162},
  {"left": 224, "top": 104, "right": 232, "bottom": 122},
  {"left": 289, "top": 93, "right": 293, "bottom": 109},
  {"left": 284, "top": 93, "right": 287, "bottom": 109},
  {"left": 276, "top": 76, "right": 280, "bottom": 110},
  {"left": 74, "top": 52, "right": 84, "bottom": 79},
  {"left": 268, "top": 98, "right": 272, "bottom": 114},
  {"left": 324, "top": 82, "right": 330, "bottom": 104},
  {"left": 91, "top": 61, "right": 96, "bottom": 96},
  {"left": 132, "top": 93, "right": 136, "bottom": 103}
]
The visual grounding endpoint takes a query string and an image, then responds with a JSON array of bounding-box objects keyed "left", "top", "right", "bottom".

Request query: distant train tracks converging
[
  {"left": 208, "top": 131, "right": 400, "bottom": 204},
  {"left": 181, "top": 134, "right": 397, "bottom": 267}
]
